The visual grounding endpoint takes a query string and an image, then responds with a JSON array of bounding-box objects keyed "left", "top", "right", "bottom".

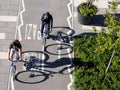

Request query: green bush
[
  {"left": 78, "top": 1, "right": 98, "bottom": 17},
  {"left": 73, "top": 34, "right": 120, "bottom": 90}
]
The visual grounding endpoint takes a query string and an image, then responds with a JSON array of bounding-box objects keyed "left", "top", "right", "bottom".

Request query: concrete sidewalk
[{"left": 0, "top": 0, "right": 20, "bottom": 90}]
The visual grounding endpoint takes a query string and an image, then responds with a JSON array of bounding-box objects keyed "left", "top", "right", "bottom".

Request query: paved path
[
  {"left": 0, "top": 0, "right": 119, "bottom": 90},
  {"left": 0, "top": 0, "right": 20, "bottom": 90},
  {"left": 14, "top": 0, "right": 73, "bottom": 90}
]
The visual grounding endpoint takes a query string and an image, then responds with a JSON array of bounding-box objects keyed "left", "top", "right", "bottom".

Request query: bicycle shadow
[
  {"left": 15, "top": 51, "right": 73, "bottom": 84},
  {"left": 45, "top": 43, "right": 73, "bottom": 55},
  {"left": 15, "top": 26, "right": 75, "bottom": 84},
  {"left": 48, "top": 26, "right": 75, "bottom": 42}
]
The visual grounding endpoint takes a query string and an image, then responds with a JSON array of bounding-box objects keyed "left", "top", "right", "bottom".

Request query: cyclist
[
  {"left": 40, "top": 12, "right": 53, "bottom": 38},
  {"left": 8, "top": 39, "right": 22, "bottom": 62}
]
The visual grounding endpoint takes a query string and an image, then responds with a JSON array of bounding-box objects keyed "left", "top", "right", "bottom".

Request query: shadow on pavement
[
  {"left": 15, "top": 57, "right": 73, "bottom": 84},
  {"left": 45, "top": 43, "right": 73, "bottom": 55},
  {"left": 90, "top": 14, "right": 105, "bottom": 26}
]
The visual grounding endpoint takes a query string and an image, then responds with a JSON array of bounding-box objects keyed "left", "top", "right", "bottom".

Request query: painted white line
[
  {"left": 67, "top": 48, "right": 74, "bottom": 90},
  {"left": 67, "top": 82, "right": 72, "bottom": 90},
  {"left": 57, "top": 41, "right": 61, "bottom": 59},
  {"left": 67, "top": 0, "right": 74, "bottom": 28},
  {"left": 0, "top": 15, "right": 17, "bottom": 22},
  {"left": 7, "top": 68, "right": 12, "bottom": 90},
  {"left": 11, "top": 76, "right": 15, "bottom": 90},
  {"left": 41, "top": 45, "right": 45, "bottom": 71},
  {"left": 66, "top": 35, "right": 74, "bottom": 90},
  {"left": 0, "top": 52, "right": 8, "bottom": 59},
  {"left": 0, "top": 33, "right": 5, "bottom": 39},
  {"left": 16, "top": 0, "right": 25, "bottom": 41}
]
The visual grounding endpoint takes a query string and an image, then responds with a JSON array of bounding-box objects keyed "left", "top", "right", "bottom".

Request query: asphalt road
[{"left": 10, "top": 0, "right": 74, "bottom": 90}]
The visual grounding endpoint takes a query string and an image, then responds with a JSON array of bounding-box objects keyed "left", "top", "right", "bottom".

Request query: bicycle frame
[{"left": 42, "top": 24, "right": 49, "bottom": 46}]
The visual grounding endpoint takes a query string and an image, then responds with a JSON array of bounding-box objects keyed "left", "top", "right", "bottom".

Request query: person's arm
[
  {"left": 19, "top": 48, "right": 22, "bottom": 60},
  {"left": 49, "top": 14, "right": 53, "bottom": 32},
  {"left": 40, "top": 14, "right": 45, "bottom": 33},
  {"left": 18, "top": 42, "right": 22, "bottom": 60},
  {"left": 50, "top": 14, "right": 53, "bottom": 28},
  {"left": 8, "top": 48, "right": 11, "bottom": 60},
  {"left": 8, "top": 43, "right": 12, "bottom": 60}
]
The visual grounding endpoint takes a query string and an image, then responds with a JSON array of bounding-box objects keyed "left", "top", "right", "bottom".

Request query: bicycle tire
[{"left": 15, "top": 70, "right": 48, "bottom": 84}]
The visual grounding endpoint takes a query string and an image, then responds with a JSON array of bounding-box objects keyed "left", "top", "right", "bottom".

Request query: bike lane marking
[
  {"left": 0, "top": 33, "right": 5, "bottom": 39},
  {"left": 0, "top": 52, "right": 7, "bottom": 59},
  {"left": 15, "top": 0, "right": 25, "bottom": 41},
  {"left": 67, "top": 0, "right": 74, "bottom": 89},
  {"left": 0, "top": 16, "right": 17, "bottom": 22}
]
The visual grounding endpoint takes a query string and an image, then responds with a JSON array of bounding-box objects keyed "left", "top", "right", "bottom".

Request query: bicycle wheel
[
  {"left": 42, "top": 37, "right": 46, "bottom": 46},
  {"left": 15, "top": 70, "right": 48, "bottom": 84}
]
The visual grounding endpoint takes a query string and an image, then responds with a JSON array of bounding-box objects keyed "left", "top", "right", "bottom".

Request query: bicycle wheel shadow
[
  {"left": 45, "top": 43, "right": 73, "bottom": 55},
  {"left": 15, "top": 50, "right": 49, "bottom": 84},
  {"left": 48, "top": 26, "right": 75, "bottom": 42},
  {"left": 15, "top": 50, "right": 73, "bottom": 84},
  {"left": 15, "top": 26, "right": 75, "bottom": 84},
  {"left": 15, "top": 57, "right": 73, "bottom": 84}
]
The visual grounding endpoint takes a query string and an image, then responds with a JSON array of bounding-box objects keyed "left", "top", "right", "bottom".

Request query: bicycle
[
  {"left": 10, "top": 61, "right": 18, "bottom": 80},
  {"left": 9, "top": 48, "right": 20, "bottom": 81},
  {"left": 23, "top": 56, "right": 40, "bottom": 77}
]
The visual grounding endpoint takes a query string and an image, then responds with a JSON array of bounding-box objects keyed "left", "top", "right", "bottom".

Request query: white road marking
[
  {"left": 0, "top": 15, "right": 17, "bottom": 22},
  {"left": 41, "top": 45, "right": 45, "bottom": 71},
  {"left": 67, "top": 1, "right": 74, "bottom": 90},
  {"left": 16, "top": 0, "right": 25, "bottom": 41},
  {"left": 0, "top": 33, "right": 5, "bottom": 39},
  {"left": 27, "top": 24, "right": 32, "bottom": 39},
  {"left": 33, "top": 24, "right": 37, "bottom": 40},
  {"left": 7, "top": 68, "right": 12, "bottom": 90},
  {"left": 66, "top": 35, "right": 74, "bottom": 90},
  {"left": 11, "top": 76, "right": 15, "bottom": 90},
  {"left": 67, "top": 0, "right": 73, "bottom": 28},
  {"left": 67, "top": 48, "right": 74, "bottom": 90},
  {"left": 58, "top": 42, "right": 61, "bottom": 59},
  {"left": 0, "top": 52, "right": 8, "bottom": 59}
]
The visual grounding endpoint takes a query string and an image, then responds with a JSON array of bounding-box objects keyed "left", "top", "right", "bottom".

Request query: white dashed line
[
  {"left": 0, "top": 52, "right": 8, "bottom": 59},
  {"left": 16, "top": 0, "right": 25, "bottom": 41},
  {"left": 0, "top": 33, "right": 5, "bottom": 39},
  {"left": 0, "top": 16, "right": 17, "bottom": 22},
  {"left": 67, "top": 0, "right": 73, "bottom": 28}
]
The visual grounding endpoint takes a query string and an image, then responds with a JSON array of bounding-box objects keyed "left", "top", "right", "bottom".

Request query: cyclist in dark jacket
[{"left": 40, "top": 12, "right": 53, "bottom": 37}]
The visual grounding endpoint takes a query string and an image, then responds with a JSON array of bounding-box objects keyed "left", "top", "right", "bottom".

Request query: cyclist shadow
[
  {"left": 15, "top": 55, "right": 73, "bottom": 84},
  {"left": 48, "top": 26, "right": 75, "bottom": 42},
  {"left": 15, "top": 50, "right": 50, "bottom": 84},
  {"left": 44, "top": 57, "right": 73, "bottom": 74}
]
